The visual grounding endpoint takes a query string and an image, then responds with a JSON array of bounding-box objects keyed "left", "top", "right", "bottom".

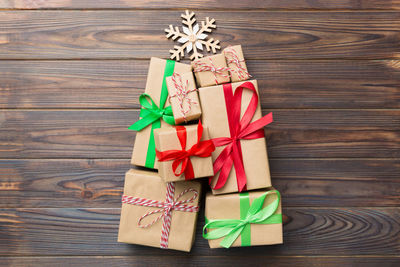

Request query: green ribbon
[
  {"left": 203, "top": 190, "right": 282, "bottom": 248},
  {"left": 128, "top": 60, "right": 176, "bottom": 168}
]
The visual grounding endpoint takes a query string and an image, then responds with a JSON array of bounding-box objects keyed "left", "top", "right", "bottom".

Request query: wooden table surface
[{"left": 0, "top": 1, "right": 399, "bottom": 266}]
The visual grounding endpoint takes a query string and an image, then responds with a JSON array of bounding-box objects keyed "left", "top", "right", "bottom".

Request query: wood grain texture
[
  {"left": 1, "top": 159, "right": 399, "bottom": 208},
  {"left": 1, "top": 59, "right": 399, "bottom": 109},
  {"left": 2, "top": 256, "right": 400, "bottom": 267},
  {"left": 0, "top": 11, "right": 399, "bottom": 60},
  {"left": 0, "top": 109, "right": 398, "bottom": 159},
  {"left": 0, "top": 207, "right": 399, "bottom": 256},
  {"left": 2, "top": 0, "right": 400, "bottom": 10}
]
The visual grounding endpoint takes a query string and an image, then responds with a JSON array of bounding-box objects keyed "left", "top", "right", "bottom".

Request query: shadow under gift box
[
  {"left": 118, "top": 169, "right": 201, "bottom": 252},
  {"left": 199, "top": 79, "right": 272, "bottom": 195},
  {"left": 204, "top": 188, "right": 283, "bottom": 248},
  {"left": 154, "top": 124, "right": 214, "bottom": 182},
  {"left": 131, "top": 57, "right": 192, "bottom": 169}
]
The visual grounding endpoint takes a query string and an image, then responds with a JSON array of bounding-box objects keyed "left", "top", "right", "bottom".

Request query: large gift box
[
  {"left": 199, "top": 80, "right": 273, "bottom": 194},
  {"left": 166, "top": 72, "right": 201, "bottom": 124},
  {"left": 223, "top": 45, "right": 250, "bottom": 82},
  {"left": 203, "top": 188, "right": 283, "bottom": 248},
  {"left": 130, "top": 57, "right": 192, "bottom": 169},
  {"left": 154, "top": 122, "right": 215, "bottom": 182},
  {"left": 192, "top": 54, "right": 230, "bottom": 87},
  {"left": 118, "top": 169, "right": 201, "bottom": 252}
]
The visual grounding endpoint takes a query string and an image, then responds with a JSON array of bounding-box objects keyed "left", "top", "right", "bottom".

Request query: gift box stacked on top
[{"left": 118, "top": 45, "right": 283, "bottom": 252}]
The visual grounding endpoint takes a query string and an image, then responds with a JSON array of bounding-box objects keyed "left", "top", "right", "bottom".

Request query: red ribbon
[
  {"left": 156, "top": 121, "right": 215, "bottom": 180},
  {"left": 211, "top": 81, "right": 273, "bottom": 192}
]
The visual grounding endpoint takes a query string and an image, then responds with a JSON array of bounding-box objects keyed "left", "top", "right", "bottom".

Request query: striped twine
[
  {"left": 224, "top": 46, "right": 251, "bottom": 80},
  {"left": 121, "top": 182, "right": 199, "bottom": 249},
  {"left": 193, "top": 57, "right": 231, "bottom": 85},
  {"left": 169, "top": 73, "right": 198, "bottom": 122}
]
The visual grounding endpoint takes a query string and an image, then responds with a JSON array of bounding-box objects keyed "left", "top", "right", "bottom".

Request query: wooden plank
[
  {"left": 1, "top": 59, "right": 399, "bottom": 109},
  {"left": 1, "top": 0, "right": 400, "bottom": 10},
  {"left": 2, "top": 256, "right": 400, "bottom": 267},
  {"left": 1, "top": 159, "right": 399, "bottom": 208},
  {"left": 0, "top": 110, "right": 398, "bottom": 159},
  {"left": 0, "top": 11, "right": 399, "bottom": 59},
  {"left": 0, "top": 207, "right": 399, "bottom": 256}
]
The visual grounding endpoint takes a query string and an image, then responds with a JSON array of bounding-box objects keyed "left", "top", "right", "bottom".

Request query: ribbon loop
[
  {"left": 203, "top": 189, "right": 282, "bottom": 248},
  {"left": 169, "top": 73, "right": 198, "bottom": 122},
  {"left": 211, "top": 82, "right": 273, "bottom": 192},
  {"left": 122, "top": 182, "right": 199, "bottom": 249},
  {"left": 156, "top": 121, "right": 215, "bottom": 180}
]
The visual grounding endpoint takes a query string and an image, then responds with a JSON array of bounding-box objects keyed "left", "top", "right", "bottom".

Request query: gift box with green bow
[
  {"left": 203, "top": 188, "right": 283, "bottom": 248},
  {"left": 129, "top": 57, "right": 192, "bottom": 169}
]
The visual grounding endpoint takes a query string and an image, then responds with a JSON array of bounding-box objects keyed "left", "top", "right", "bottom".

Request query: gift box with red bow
[
  {"left": 154, "top": 122, "right": 215, "bottom": 182},
  {"left": 199, "top": 80, "right": 273, "bottom": 195},
  {"left": 192, "top": 54, "right": 230, "bottom": 87},
  {"left": 118, "top": 169, "right": 201, "bottom": 252}
]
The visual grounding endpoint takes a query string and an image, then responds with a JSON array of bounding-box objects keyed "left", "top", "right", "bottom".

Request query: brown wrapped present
[
  {"left": 199, "top": 80, "right": 273, "bottom": 195},
  {"left": 154, "top": 122, "right": 215, "bottom": 182},
  {"left": 203, "top": 188, "right": 283, "bottom": 248},
  {"left": 118, "top": 169, "right": 201, "bottom": 252},
  {"left": 130, "top": 57, "right": 192, "bottom": 169},
  {"left": 192, "top": 54, "right": 230, "bottom": 87},
  {"left": 166, "top": 72, "right": 201, "bottom": 124},
  {"left": 223, "top": 45, "right": 251, "bottom": 82}
]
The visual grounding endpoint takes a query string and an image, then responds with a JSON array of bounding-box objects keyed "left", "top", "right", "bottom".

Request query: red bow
[
  {"left": 156, "top": 121, "right": 215, "bottom": 180},
  {"left": 211, "top": 81, "right": 273, "bottom": 192}
]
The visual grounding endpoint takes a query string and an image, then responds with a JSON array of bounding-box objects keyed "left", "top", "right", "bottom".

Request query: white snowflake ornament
[{"left": 165, "top": 10, "right": 221, "bottom": 61}]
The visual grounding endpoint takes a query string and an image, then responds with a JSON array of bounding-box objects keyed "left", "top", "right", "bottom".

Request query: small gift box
[
  {"left": 129, "top": 57, "right": 192, "bottom": 169},
  {"left": 199, "top": 80, "right": 273, "bottom": 195},
  {"left": 166, "top": 72, "right": 201, "bottom": 124},
  {"left": 223, "top": 45, "right": 251, "bottom": 82},
  {"left": 118, "top": 169, "right": 201, "bottom": 252},
  {"left": 154, "top": 122, "right": 215, "bottom": 182},
  {"left": 203, "top": 188, "right": 283, "bottom": 248},
  {"left": 192, "top": 54, "right": 230, "bottom": 87}
]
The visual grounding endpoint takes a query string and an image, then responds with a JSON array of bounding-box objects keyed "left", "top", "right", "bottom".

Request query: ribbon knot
[
  {"left": 203, "top": 190, "right": 282, "bottom": 248},
  {"left": 169, "top": 73, "right": 198, "bottom": 122},
  {"left": 211, "top": 82, "right": 273, "bottom": 192},
  {"left": 193, "top": 57, "right": 231, "bottom": 85},
  {"left": 122, "top": 182, "right": 199, "bottom": 249},
  {"left": 156, "top": 121, "right": 215, "bottom": 180}
]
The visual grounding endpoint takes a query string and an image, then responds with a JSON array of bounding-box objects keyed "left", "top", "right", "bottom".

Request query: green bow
[
  {"left": 203, "top": 190, "right": 282, "bottom": 248},
  {"left": 128, "top": 94, "right": 175, "bottom": 131}
]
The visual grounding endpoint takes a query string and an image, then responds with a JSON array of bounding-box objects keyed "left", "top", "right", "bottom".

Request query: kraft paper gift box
[
  {"left": 192, "top": 54, "right": 230, "bottom": 87},
  {"left": 166, "top": 72, "right": 202, "bottom": 124},
  {"left": 154, "top": 123, "right": 215, "bottom": 182},
  {"left": 118, "top": 169, "right": 201, "bottom": 252},
  {"left": 130, "top": 57, "right": 192, "bottom": 169},
  {"left": 199, "top": 80, "right": 273, "bottom": 195},
  {"left": 203, "top": 188, "right": 283, "bottom": 248},
  {"left": 223, "top": 45, "right": 251, "bottom": 82}
]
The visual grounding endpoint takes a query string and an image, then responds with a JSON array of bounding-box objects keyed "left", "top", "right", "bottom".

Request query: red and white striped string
[
  {"left": 224, "top": 46, "right": 251, "bottom": 80},
  {"left": 169, "top": 73, "right": 198, "bottom": 122},
  {"left": 121, "top": 182, "right": 199, "bottom": 249},
  {"left": 193, "top": 57, "right": 231, "bottom": 85}
]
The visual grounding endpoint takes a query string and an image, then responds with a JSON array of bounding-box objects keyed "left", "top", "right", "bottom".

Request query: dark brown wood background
[{"left": 0, "top": 1, "right": 399, "bottom": 266}]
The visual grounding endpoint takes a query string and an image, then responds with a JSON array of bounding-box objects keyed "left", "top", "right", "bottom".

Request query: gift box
[
  {"left": 129, "top": 57, "right": 192, "bottom": 169},
  {"left": 199, "top": 80, "right": 273, "bottom": 195},
  {"left": 223, "top": 45, "right": 251, "bottom": 82},
  {"left": 203, "top": 188, "right": 283, "bottom": 248},
  {"left": 154, "top": 122, "right": 215, "bottom": 182},
  {"left": 118, "top": 169, "right": 201, "bottom": 252},
  {"left": 166, "top": 72, "right": 201, "bottom": 124},
  {"left": 192, "top": 54, "right": 230, "bottom": 87}
]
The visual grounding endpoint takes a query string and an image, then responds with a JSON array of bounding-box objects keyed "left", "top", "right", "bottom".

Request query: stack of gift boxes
[{"left": 118, "top": 45, "right": 283, "bottom": 251}]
